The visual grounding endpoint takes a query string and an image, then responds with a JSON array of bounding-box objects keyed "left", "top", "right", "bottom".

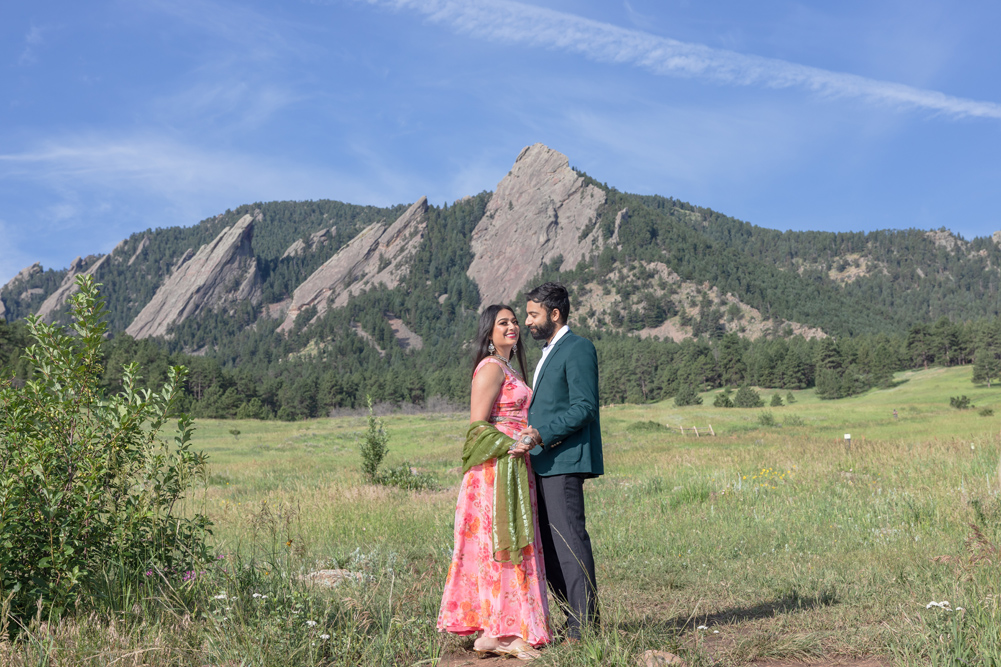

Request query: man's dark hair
[{"left": 526, "top": 282, "right": 570, "bottom": 324}]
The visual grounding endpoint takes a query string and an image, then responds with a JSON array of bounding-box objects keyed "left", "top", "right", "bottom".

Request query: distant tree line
[{"left": 4, "top": 310, "right": 1001, "bottom": 420}]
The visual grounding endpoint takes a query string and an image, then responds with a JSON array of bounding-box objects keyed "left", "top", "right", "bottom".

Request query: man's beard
[{"left": 529, "top": 318, "right": 556, "bottom": 342}]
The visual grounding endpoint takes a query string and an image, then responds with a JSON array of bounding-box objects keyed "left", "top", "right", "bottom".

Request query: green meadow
[{"left": 6, "top": 365, "right": 1001, "bottom": 665}]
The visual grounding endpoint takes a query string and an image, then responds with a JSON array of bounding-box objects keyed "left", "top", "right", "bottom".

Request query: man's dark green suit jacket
[{"left": 528, "top": 330, "right": 604, "bottom": 478}]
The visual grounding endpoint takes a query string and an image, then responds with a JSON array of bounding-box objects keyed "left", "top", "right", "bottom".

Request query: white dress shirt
[{"left": 532, "top": 325, "right": 570, "bottom": 392}]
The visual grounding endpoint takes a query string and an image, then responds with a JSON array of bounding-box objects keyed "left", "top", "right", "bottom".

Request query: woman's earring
[
  {"left": 513, "top": 342, "right": 518, "bottom": 354},
  {"left": 488, "top": 341, "right": 496, "bottom": 354}
]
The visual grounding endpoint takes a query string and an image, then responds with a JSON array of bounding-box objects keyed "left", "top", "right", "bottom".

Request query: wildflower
[
  {"left": 697, "top": 625, "right": 708, "bottom": 630},
  {"left": 320, "top": 634, "right": 330, "bottom": 640},
  {"left": 306, "top": 620, "right": 318, "bottom": 627},
  {"left": 213, "top": 592, "right": 228, "bottom": 600},
  {"left": 145, "top": 570, "right": 153, "bottom": 577},
  {"left": 926, "top": 601, "right": 952, "bottom": 609},
  {"left": 713, "top": 630, "right": 719, "bottom": 634}
]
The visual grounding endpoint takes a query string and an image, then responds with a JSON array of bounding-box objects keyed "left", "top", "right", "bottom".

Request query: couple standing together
[{"left": 437, "top": 282, "right": 603, "bottom": 660}]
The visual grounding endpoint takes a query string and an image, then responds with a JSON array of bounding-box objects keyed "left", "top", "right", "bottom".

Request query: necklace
[{"left": 489, "top": 354, "right": 521, "bottom": 378}]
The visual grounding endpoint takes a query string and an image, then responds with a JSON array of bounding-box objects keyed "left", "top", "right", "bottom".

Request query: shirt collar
[{"left": 544, "top": 325, "right": 570, "bottom": 350}]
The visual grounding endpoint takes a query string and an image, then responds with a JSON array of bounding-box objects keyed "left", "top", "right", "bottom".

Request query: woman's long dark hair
[{"left": 472, "top": 304, "right": 529, "bottom": 381}]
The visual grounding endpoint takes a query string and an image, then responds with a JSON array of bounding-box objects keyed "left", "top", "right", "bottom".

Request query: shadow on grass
[{"left": 615, "top": 588, "right": 840, "bottom": 635}]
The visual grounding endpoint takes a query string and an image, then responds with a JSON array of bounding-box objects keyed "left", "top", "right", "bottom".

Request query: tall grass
[{"left": 3, "top": 365, "right": 1001, "bottom": 664}]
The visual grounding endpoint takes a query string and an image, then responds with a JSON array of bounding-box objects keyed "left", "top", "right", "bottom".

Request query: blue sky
[{"left": 2, "top": 0, "right": 1001, "bottom": 284}]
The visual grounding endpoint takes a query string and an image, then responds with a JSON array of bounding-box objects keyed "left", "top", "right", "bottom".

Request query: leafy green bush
[
  {"left": 785, "top": 415, "right": 806, "bottom": 426},
  {"left": 626, "top": 420, "right": 668, "bottom": 432},
  {"left": 0, "top": 276, "right": 211, "bottom": 623},
  {"left": 786, "top": 391, "right": 797, "bottom": 404},
  {"left": 359, "top": 396, "right": 389, "bottom": 481},
  {"left": 950, "top": 395, "right": 973, "bottom": 409},
  {"left": 733, "top": 386, "right": 764, "bottom": 408},
  {"left": 357, "top": 397, "right": 436, "bottom": 490},
  {"left": 770, "top": 393, "right": 784, "bottom": 407},
  {"left": 758, "top": 412, "right": 777, "bottom": 427},
  {"left": 377, "top": 463, "right": 438, "bottom": 491},
  {"left": 979, "top": 407, "right": 995, "bottom": 417}
]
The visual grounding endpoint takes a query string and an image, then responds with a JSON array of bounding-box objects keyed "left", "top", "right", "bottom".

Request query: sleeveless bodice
[{"left": 473, "top": 356, "right": 531, "bottom": 438}]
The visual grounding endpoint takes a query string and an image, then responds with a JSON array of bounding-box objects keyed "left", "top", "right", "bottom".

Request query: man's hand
[{"left": 509, "top": 426, "right": 542, "bottom": 458}]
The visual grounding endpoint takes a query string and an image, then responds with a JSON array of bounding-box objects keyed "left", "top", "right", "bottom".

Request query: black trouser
[{"left": 534, "top": 473, "right": 599, "bottom": 639}]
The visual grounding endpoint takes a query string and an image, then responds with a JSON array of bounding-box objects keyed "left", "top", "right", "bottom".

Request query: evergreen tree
[{"left": 973, "top": 320, "right": 1001, "bottom": 387}]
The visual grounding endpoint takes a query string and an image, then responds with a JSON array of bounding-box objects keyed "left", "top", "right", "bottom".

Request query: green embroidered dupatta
[{"left": 463, "top": 421, "right": 535, "bottom": 564}]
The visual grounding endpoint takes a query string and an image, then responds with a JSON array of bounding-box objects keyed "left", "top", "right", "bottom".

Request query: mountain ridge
[{"left": 4, "top": 143, "right": 1001, "bottom": 347}]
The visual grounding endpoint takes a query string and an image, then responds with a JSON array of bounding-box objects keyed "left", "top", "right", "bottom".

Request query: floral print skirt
[{"left": 437, "top": 457, "right": 551, "bottom": 646}]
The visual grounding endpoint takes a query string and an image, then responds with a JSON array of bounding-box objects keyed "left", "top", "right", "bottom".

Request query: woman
[{"left": 437, "top": 305, "right": 550, "bottom": 660}]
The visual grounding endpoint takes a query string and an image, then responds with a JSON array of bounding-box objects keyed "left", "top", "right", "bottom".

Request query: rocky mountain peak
[
  {"left": 466, "top": 143, "right": 607, "bottom": 306},
  {"left": 281, "top": 227, "right": 337, "bottom": 259},
  {"left": 277, "top": 197, "right": 428, "bottom": 333},
  {"left": 36, "top": 254, "right": 113, "bottom": 323},
  {"left": 125, "top": 212, "right": 262, "bottom": 339}
]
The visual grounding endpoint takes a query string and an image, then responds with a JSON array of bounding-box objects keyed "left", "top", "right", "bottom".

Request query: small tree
[
  {"left": 786, "top": 391, "right": 796, "bottom": 404},
  {"left": 950, "top": 395, "right": 973, "bottom": 410},
  {"left": 674, "top": 383, "right": 703, "bottom": 407},
  {"left": 770, "top": 393, "right": 784, "bottom": 407},
  {"left": 733, "top": 386, "right": 764, "bottom": 408},
  {"left": 359, "top": 396, "right": 389, "bottom": 480},
  {"left": 0, "top": 276, "right": 210, "bottom": 623},
  {"left": 713, "top": 388, "right": 733, "bottom": 408}
]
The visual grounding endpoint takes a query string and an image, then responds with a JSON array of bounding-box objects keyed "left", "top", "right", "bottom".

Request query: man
[{"left": 511, "top": 281, "right": 603, "bottom": 641}]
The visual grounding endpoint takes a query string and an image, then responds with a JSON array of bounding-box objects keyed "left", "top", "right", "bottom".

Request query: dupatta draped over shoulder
[{"left": 463, "top": 421, "right": 534, "bottom": 564}]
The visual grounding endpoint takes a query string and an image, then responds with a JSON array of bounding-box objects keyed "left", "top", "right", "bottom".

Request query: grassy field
[{"left": 5, "top": 365, "right": 1001, "bottom": 665}]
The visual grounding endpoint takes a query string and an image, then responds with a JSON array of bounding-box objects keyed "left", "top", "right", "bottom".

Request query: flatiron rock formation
[
  {"left": 278, "top": 197, "right": 428, "bottom": 333},
  {"left": 3, "top": 263, "right": 42, "bottom": 292},
  {"left": 281, "top": 226, "right": 337, "bottom": 259},
  {"left": 128, "top": 236, "right": 150, "bottom": 266},
  {"left": 467, "top": 143, "right": 607, "bottom": 306},
  {"left": 126, "top": 213, "right": 262, "bottom": 339},
  {"left": 36, "top": 254, "right": 113, "bottom": 323}
]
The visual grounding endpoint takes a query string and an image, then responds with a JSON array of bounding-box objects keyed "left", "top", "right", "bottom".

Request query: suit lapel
[{"left": 530, "top": 331, "right": 573, "bottom": 408}]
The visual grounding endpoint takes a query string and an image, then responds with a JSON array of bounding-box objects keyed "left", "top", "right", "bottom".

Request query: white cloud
[
  {"left": 0, "top": 134, "right": 427, "bottom": 282},
  {"left": 361, "top": 0, "right": 1001, "bottom": 121},
  {"left": 0, "top": 135, "right": 410, "bottom": 206},
  {"left": 18, "top": 24, "right": 48, "bottom": 66}
]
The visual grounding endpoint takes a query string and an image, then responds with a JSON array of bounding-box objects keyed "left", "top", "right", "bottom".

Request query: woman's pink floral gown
[{"left": 437, "top": 357, "right": 551, "bottom": 646}]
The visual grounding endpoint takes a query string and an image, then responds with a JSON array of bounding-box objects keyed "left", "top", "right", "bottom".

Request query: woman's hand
[{"left": 509, "top": 426, "right": 541, "bottom": 458}]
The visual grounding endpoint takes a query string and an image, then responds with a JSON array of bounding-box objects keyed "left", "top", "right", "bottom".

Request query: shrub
[
  {"left": 674, "top": 383, "right": 703, "bottom": 407},
  {"left": 713, "top": 389, "right": 734, "bottom": 408},
  {"left": 786, "top": 391, "right": 797, "bottom": 404},
  {"left": 358, "top": 397, "right": 436, "bottom": 490},
  {"left": 0, "top": 276, "right": 210, "bottom": 623},
  {"left": 378, "top": 463, "right": 438, "bottom": 491},
  {"left": 786, "top": 415, "right": 806, "bottom": 426},
  {"left": 733, "top": 386, "right": 764, "bottom": 408},
  {"left": 359, "top": 395, "right": 389, "bottom": 480},
  {"left": 758, "top": 412, "right": 776, "bottom": 427},
  {"left": 627, "top": 420, "right": 669, "bottom": 432},
  {"left": 950, "top": 395, "right": 973, "bottom": 410},
  {"left": 979, "top": 407, "right": 994, "bottom": 417},
  {"left": 770, "top": 393, "right": 784, "bottom": 407}
]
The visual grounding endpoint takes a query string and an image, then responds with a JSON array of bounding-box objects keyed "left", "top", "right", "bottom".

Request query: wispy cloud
[
  {"left": 361, "top": 0, "right": 1001, "bottom": 121},
  {"left": 0, "top": 133, "right": 425, "bottom": 282},
  {"left": 0, "top": 134, "right": 416, "bottom": 210},
  {"left": 18, "top": 24, "right": 49, "bottom": 66}
]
